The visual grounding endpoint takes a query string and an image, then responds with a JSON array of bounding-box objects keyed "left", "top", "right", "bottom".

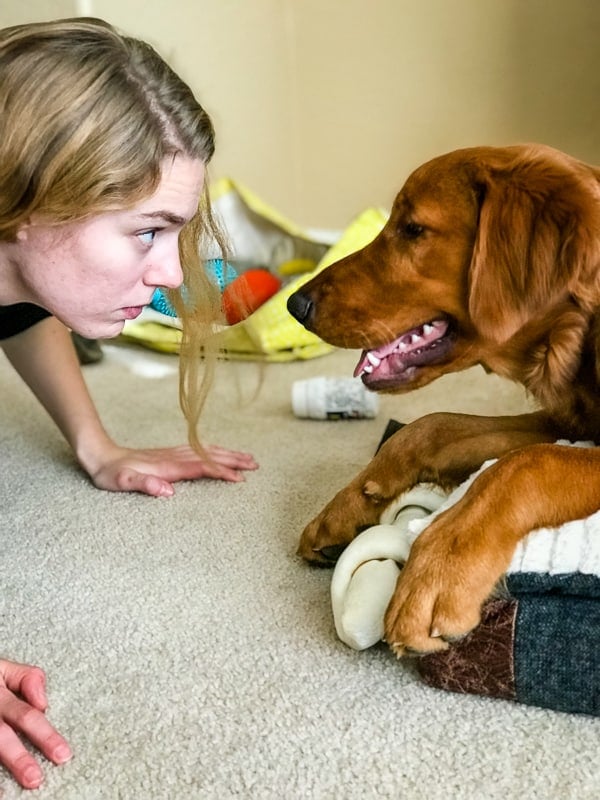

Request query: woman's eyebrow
[{"left": 137, "top": 210, "right": 188, "bottom": 225}]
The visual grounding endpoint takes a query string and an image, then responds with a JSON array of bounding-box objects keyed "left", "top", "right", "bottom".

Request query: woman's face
[{"left": 15, "top": 154, "right": 205, "bottom": 338}]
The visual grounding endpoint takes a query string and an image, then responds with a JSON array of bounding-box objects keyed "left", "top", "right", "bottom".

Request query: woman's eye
[{"left": 138, "top": 230, "right": 156, "bottom": 246}]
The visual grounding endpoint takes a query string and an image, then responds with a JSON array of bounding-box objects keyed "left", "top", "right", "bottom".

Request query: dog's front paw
[
  {"left": 297, "top": 476, "right": 399, "bottom": 565},
  {"left": 383, "top": 511, "right": 506, "bottom": 655},
  {"left": 297, "top": 514, "right": 348, "bottom": 566}
]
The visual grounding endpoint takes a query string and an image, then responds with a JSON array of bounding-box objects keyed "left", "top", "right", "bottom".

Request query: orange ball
[{"left": 222, "top": 268, "right": 282, "bottom": 325}]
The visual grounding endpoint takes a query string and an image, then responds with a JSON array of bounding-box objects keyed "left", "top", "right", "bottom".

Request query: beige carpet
[{"left": 1, "top": 342, "right": 597, "bottom": 799}]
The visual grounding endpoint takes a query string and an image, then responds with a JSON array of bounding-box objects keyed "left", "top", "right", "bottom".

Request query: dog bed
[{"left": 331, "top": 421, "right": 600, "bottom": 716}]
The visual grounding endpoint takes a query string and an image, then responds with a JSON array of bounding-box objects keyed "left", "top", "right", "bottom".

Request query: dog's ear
[{"left": 467, "top": 148, "right": 599, "bottom": 343}]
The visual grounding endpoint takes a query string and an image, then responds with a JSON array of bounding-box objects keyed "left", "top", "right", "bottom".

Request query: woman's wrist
[{"left": 72, "top": 423, "right": 122, "bottom": 479}]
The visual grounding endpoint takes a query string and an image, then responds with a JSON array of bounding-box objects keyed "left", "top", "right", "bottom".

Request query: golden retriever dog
[{"left": 287, "top": 144, "right": 600, "bottom": 656}]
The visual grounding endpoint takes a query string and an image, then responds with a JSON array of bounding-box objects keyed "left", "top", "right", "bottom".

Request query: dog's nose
[{"left": 287, "top": 290, "right": 314, "bottom": 325}]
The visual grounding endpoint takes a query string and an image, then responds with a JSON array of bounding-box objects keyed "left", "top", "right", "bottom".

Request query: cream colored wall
[
  {"left": 2, "top": 0, "right": 599, "bottom": 229},
  {"left": 0, "top": 0, "right": 75, "bottom": 26},
  {"left": 292, "top": 0, "right": 600, "bottom": 225}
]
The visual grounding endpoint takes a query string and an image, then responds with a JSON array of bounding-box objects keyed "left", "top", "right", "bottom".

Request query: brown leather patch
[{"left": 417, "top": 599, "right": 517, "bottom": 700}]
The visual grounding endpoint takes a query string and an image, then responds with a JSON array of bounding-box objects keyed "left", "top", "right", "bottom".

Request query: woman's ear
[
  {"left": 14, "top": 215, "right": 37, "bottom": 241},
  {"left": 467, "top": 148, "right": 598, "bottom": 343}
]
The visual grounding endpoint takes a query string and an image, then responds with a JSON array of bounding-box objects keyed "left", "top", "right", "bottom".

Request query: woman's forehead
[{"left": 133, "top": 155, "right": 205, "bottom": 222}]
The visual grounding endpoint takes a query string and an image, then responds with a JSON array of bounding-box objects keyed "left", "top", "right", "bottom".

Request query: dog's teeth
[
  {"left": 362, "top": 364, "right": 374, "bottom": 373},
  {"left": 423, "top": 324, "right": 434, "bottom": 335},
  {"left": 410, "top": 334, "right": 421, "bottom": 344},
  {"left": 366, "top": 353, "right": 381, "bottom": 367}
]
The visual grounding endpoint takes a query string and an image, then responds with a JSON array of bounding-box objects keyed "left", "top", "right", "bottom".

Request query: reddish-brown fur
[{"left": 287, "top": 144, "right": 600, "bottom": 655}]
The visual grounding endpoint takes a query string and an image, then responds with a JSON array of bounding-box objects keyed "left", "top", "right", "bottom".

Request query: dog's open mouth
[{"left": 354, "top": 318, "right": 454, "bottom": 387}]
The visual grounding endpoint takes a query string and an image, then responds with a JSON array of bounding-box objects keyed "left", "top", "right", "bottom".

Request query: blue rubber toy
[{"left": 150, "top": 259, "right": 237, "bottom": 317}]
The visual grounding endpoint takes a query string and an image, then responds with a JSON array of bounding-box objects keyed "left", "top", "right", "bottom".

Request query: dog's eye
[{"left": 403, "top": 221, "right": 424, "bottom": 239}]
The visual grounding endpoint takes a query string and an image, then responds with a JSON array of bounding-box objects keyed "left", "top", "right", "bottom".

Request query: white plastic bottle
[{"left": 292, "top": 377, "right": 379, "bottom": 420}]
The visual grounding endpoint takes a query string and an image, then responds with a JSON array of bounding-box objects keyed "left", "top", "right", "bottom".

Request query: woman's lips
[{"left": 121, "top": 306, "right": 145, "bottom": 320}]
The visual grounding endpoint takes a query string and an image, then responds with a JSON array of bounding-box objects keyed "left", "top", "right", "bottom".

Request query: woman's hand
[
  {"left": 89, "top": 443, "right": 259, "bottom": 497},
  {"left": 0, "top": 659, "right": 71, "bottom": 790}
]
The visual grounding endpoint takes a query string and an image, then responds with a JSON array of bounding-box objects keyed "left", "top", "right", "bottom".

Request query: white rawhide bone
[
  {"left": 330, "top": 485, "right": 448, "bottom": 650},
  {"left": 331, "top": 441, "right": 600, "bottom": 651}
]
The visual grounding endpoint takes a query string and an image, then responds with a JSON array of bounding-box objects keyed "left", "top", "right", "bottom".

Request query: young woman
[{"left": 0, "top": 17, "right": 257, "bottom": 789}]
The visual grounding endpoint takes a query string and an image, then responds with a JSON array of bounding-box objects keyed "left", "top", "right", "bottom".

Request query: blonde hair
[{"left": 0, "top": 17, "right": 225, "bottom": 451}]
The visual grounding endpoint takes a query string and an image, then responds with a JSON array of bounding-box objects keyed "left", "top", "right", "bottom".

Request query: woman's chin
[{"left": 71, "top": 320, "right": 125, "bottom": 340}]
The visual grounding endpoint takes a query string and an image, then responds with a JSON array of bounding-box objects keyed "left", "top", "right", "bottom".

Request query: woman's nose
[{"left": 146, "top": 252, "right": 184, "bottom": 290}]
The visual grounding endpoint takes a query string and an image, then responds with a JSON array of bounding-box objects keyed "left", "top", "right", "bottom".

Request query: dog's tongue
[
  {"left": 353, "top": 320, "right": 448, "bottom": 377},
  {"left": 354, "top": 340, "right": 402, "bottom": 377}
]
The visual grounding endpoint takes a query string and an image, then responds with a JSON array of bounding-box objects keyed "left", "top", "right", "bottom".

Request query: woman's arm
[{"left": 2, "top": 316, "right": 257, "bottom": 495}]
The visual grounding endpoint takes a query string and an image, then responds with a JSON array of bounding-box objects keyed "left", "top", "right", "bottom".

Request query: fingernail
[
  {"left": 54, "top": 743, "right": 72, "bottom": 763},
  {"left": 23, "top": 765, "right": 43, "bottom": 788}
]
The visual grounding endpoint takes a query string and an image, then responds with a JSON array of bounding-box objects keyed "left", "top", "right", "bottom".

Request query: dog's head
[{"left": 288, "top": 144, "right": 600, "bottom": 395}]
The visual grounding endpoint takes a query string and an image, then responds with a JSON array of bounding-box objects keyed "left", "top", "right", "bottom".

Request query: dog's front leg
[
  {"left": 384, "top": 443, "right": 600, "bottom": 655},
  {"left": 297, "top": 411, "right": 558, "bottom": 566}
]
